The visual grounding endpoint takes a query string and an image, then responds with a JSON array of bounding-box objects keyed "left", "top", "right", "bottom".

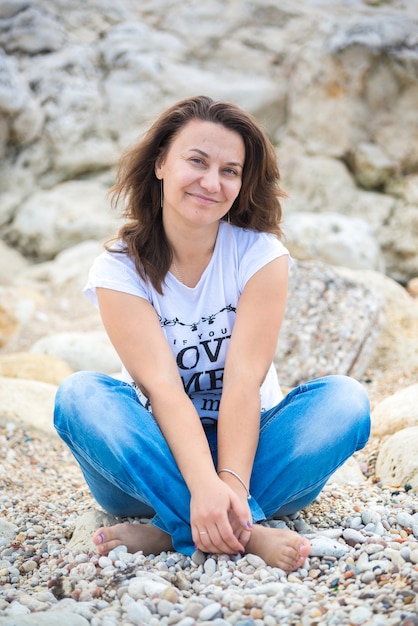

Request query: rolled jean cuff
[
  {"left": 150, "top": 514, "right": 167, "bottom": 534},
  {"left": 248, "top": 495, "right": 266, "bottom": 523}
]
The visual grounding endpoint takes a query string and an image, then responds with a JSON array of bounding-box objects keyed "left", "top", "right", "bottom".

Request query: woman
[{"left": 54, "top": 95, "right": 370, "bottom": 572}]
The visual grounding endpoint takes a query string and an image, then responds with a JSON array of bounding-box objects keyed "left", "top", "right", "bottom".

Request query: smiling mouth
[{"left": 189, "top": 192, "right": 219, "bottom": 204}]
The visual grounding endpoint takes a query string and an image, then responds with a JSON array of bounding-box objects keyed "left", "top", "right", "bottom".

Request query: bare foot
[
  {"left": 244, "top": 525, "right": 311, "bottom": 572},
  {"left": 93, "top": 522, "right": 173, "bottom": 556}
]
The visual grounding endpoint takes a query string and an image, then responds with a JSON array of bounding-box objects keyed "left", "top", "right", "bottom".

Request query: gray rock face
[{"left": 0, "top": 0, "right": 418, "bottom": 280}]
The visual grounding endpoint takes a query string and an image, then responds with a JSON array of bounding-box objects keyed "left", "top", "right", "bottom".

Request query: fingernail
[
  {"left": 98, "top": 533, "right": 104, "bottom": 544},
  {"left": 247, "top": 521, "right": 252, "bottom": 529}
]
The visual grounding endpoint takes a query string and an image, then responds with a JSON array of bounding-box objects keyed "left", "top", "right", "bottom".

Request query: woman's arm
[
  {"left": 96, "top": 288, "right": 251, "bottom": 553},
  {"left": 217, "top": 256, "right": 289, "bottom": 501}
]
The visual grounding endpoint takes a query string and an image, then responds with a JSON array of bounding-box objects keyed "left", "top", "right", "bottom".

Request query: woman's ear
[{"left": 155, "top": 151, "right": 165, "bottom": 179}]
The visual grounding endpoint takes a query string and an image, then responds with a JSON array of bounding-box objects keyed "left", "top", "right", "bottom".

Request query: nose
[{"left": 200, "top": 167, "right": 221, "bottom": 193}]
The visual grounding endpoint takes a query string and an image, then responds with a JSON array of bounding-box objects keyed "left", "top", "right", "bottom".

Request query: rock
[
  {"left": 387, "top": 174, "right": 418, "bottom": 205},
  {"left": 275, "top": 260, "right": 383, "bottom": 386},
  {"left": 283, "top": 211, "right": 384, "bottom": 272},
  {"left": 350, "top": 142, "right": 396, "bottom": 190},
  {"left": 0, "top": 6, "right": 67, "bottom": 55},
  {"left": 407, "top": 276, "right": 418, "bottom": 298},
  {"left": 30, "top": 331, "right": 121, "bottom": 373},
  {"left": 0, "top": 519, "right": 18, "bottom": 543},
  {"left": 126, "top": 602, "right": 153, "bottom": 625},
  {"left": 0, "top": 240, "right": 28, "bottom": 284},
  {"left": 0, "top": 286, "right": 40, "bottom": 348},
  {"left": 371, "top": 384, "right": 418, "bottom": 437},
  {"left": 379, "top": 203, "right": 418, "bottom": 284},
  {"left": 0, "top": 376, "right": 57, "bottom": 435},
  {"left": 7, "top": 180, "right": 118, "bottom": 260},
  {"left": 375, "top": 426, "right": 418, "bottom": 490},
  {"left": 0, "top": 1, "right": 417, "bottom": 283},
  {"left": 342, "top": 528, "right": 366, "bottom": 547},
  {"left": 309, "top": 535, "right": 350, "bottom": 558},
  {"left": 0, "top": 352, "right": 73, "bottom": 385},
  {"left": 288, "top": 10, "right": 418, "bottom": 171},
  {"left": 0, "top": 612, "right": 90, "bottom": 625},
  {"left": 16, "top": 240, "right": 105, "bottom": 294},
  {"left": 334, "top": 267, "right": 418, "bottom": 379},
  {"left": 66, "top": 509, "right": 119, "bottom": 554},
  {"left": 199, "top": 602, "right": 223, "bottom": 621},
  {"left": 326, "top": 455, "right": 366, "bottom": 486},
  {"left": 349, "top": 606, "right": 372, "bottom": 625}
]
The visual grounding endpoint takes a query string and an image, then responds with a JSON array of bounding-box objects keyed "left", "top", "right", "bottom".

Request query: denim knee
[
  {"left": 324, "top": 375, "right": 371, "bottom": 445},
  {"left": 54, "top": 370, "right": 103, "bottom": 431}
]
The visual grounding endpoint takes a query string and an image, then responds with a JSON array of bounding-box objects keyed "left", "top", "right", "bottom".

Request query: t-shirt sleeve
[
  {"left": 83, "top": 249, "right": 150, "bottom": 308},
  {"left": 238, "top": 231, "right": 292, "bottom": 291}
]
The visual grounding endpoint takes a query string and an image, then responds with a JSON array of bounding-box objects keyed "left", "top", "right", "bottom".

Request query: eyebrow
[{"left": 188, "top": 148, "right": 243, "bottom": 170}]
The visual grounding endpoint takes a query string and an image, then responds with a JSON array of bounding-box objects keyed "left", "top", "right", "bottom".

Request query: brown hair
[{"left": 109, "top": 95, "right": 285, "bottom": 293}]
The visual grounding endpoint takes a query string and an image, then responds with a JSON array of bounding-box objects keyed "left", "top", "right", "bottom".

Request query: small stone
[
  {"left": 343, "top": 528, "right": 366, "bottom": 546},
  {"left": 204, "top": 557, "right": 217, "bottom": 577},
  {"left": 191, "top": 550, "right": 206, "bottom": 566},
  {"left": 98, "top": 556, "right": 113, "bottom": 569},
  {"left": 361, "top": 571, "right": 375, "bottom": 583},
  {"left": 20, "top": 560, "right": 38, "bottom": 573},
  {"left": 350, "top": 606, "right": 372, "bottom": 624},
  {"left": 397, "top": 512, "right": 415, "bottom": 528},
  {"left": 245, "top": 553, "right": 266, "bottom": 568},
  {"left": 108, "top": 545, "right": 128, "bottom": 560},
  {"left": 69, "top": 562, "right": 97, "bottom": 581},
  {"left": 157, "top": 598, "right": 174, "bottom": 616},
  {"left": 199, "top": 602, "right": 223, "bottom": 621},
  {"left": 161, "top": 585, "right": 179, "bottom": 603},
  {"left": 310, "top": 535, "right": 350, "bottom": 558},
  {"left": 409, "top": 549, "right": 418, "bottom": 564},
  {"left": 126, "top": 601, "right": 153, "bottom": 625}
]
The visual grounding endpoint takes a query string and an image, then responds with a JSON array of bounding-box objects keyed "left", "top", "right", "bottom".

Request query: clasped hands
[{"left": 191, "top": 475, "right": 253, "bottom": 555}]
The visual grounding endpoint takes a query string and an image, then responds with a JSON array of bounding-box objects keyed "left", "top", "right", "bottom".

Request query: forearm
[
  {"left": 150, "top": 386, "right": 217, "bottom": 492},
  {"left": 217, "top": 382, "right": 261, "bottom": 497}
]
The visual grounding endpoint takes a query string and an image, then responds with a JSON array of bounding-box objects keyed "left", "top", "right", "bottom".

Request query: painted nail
[
  {"left": 98, "top": 533, "right": 105, "bottom": 544},
  {"left": 247, "top": 521, "right": 253, "bottom": 529}
]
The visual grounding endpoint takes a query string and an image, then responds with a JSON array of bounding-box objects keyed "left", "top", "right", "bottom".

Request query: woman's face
[{"left": 155, "top": 119, "right": 245, "bottom": 230}]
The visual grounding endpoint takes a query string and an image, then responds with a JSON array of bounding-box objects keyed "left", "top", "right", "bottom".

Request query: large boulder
[
  {"left": 275, "top": 260, "right": 383, "bottom": 387},
  {"left": 0, "top": 376, "right": 57, "bottom": 436},
  {"left": 283, "top": 211, "right": 385, "bottom": 272},
  {"left": 371, "top": 384, "right": 418, "bottom": 438},
  {"left": 30, "top": 330, "right": 121, "bottom": 373},
  {"left": 7, "top": 180, "right": 118, "bottom": 260},
  {"left": 375, "top": 426, "right": 418, "bottom": 491}
]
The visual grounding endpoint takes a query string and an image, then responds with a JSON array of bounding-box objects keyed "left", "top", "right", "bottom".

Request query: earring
[{"left": 160, "top": 179, "right": 163, "bottom": 210}]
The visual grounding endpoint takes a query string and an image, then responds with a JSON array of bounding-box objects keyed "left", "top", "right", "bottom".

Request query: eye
[
  {"left": 190, "top": 157, "right": 205, "bottom": 166},
  {"left": 224, "top": 167, "right": 240, "bottom": 176}
]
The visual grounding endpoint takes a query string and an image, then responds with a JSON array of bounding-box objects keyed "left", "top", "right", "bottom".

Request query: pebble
[
  {"left": 199, "top": 602, "right": 223, "bottom": 620},
  {"left": 1, "top": 425, "right": 418, "bottom": 626},
  {"left": 342, "top": 528, "right": 366, "bottom": 546},
  {"left": 310, "top": 535, "right": 350, "bottom": 557}
]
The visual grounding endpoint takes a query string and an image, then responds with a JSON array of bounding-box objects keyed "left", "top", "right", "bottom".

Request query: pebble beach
[
  {"left": 1, "top": 373, "right": 418, "bottom": 626},
  {"left": 2, "top": 0, "right": 418, "bottom": 619}
]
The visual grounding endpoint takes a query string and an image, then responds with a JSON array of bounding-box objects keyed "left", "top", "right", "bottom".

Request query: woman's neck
[{"left": 165, "top": 220, "right": 221, "bottom": 287}]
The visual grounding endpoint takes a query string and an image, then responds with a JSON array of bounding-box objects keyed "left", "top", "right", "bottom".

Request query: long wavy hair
[{"left": 108, "top": 95, "right": 286, "bottom": 294}]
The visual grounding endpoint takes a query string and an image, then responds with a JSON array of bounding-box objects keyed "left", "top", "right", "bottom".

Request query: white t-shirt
[{"left": 84, "top": 222, "right": 290, "bottom": 422}]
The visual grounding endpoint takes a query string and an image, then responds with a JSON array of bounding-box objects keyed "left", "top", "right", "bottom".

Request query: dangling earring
[
  {"left": 227, "top": 211, "right": 231, "bottom": 224},
  {"left": 160, "top": 179, "right": 164, "bottom": 210}
]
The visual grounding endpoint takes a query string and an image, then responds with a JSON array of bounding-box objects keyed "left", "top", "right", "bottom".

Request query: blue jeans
[{"left": 53, "top": 372, "right": 370, "bottom": 556}]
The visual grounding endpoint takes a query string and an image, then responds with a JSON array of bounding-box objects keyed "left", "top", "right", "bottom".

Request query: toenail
[{"left": 98, "top": 533, "right": 104, "bottom": 544}]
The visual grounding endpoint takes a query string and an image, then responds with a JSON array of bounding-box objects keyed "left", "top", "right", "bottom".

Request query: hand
[{"left": 190, "top": 476, "right": 252, "bottom": 555}]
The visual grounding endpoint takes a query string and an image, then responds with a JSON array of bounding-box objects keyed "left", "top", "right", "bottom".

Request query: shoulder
[
  {"left": 220, "top": 222, "right": 288, "bottom": 257},
  {"left": 84, "top": 242, "right": 151, "bottom": 304}
]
